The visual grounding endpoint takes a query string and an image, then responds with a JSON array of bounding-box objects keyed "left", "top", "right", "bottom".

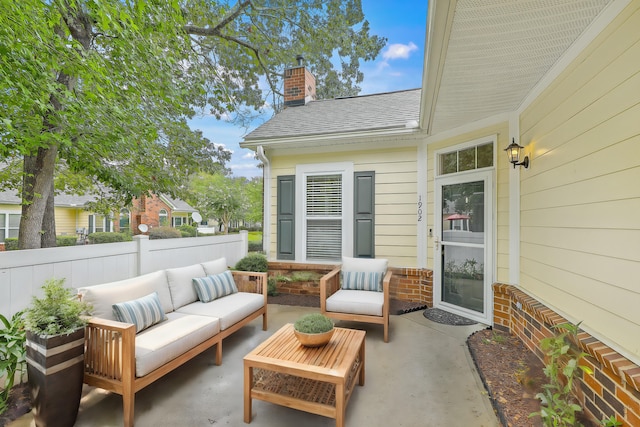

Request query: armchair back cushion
[{"left": 341, "top": 256, "right": 388, "bottom": 274}]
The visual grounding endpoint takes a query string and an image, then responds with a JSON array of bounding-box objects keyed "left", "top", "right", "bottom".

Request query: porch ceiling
[{"left": 421, "top": 0, "right": 614, "bottom": 135}]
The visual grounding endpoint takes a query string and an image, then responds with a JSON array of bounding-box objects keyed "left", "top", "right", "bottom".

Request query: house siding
[
  {"left": 268, "top": 146, "right": 419, "bottom": 267},
  {"left": 519, "top": 1, "right": 640, "bottom": 362}
]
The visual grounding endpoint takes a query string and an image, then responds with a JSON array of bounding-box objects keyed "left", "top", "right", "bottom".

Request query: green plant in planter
[
  {"left": 294, "top": 313, "right": 334, "bottom": 334},
  {"left": 0, "top": 311, "right": 26, "bottom": 415},
  {"left": 23, "top": 279, "right": 92, "bottom": 427},
  {"left": 530, "top": 322, "right": 592, "bottom": 427},
  {"left": 24, "top": 279, "right": 91, "bottom": 336}
]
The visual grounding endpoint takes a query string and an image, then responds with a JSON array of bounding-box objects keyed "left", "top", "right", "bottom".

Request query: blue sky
[{"left": 187, "top": 1, "right": 427, "bottom": 179}]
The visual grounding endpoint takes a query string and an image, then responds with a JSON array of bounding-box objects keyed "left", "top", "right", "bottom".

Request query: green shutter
[
  {"left": 277, "top": 175, "right": 295, "bottom": 260},
  {"left": 354, "top": 171, "right": 375, "bottom": 258}
]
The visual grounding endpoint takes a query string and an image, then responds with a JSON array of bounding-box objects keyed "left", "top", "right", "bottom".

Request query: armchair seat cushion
[{"left": 325, "top": 289, "right": 384, "bottom": 317}]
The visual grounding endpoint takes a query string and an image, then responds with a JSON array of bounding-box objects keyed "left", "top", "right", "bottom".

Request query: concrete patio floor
[{"left": 9, "top": 304, "right": 499, "bottom": 427}]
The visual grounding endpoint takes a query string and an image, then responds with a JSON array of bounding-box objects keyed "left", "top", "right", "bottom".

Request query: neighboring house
[
  {"left": 242, "top": 0, "right": 640, "bottom": 422},
  {"left": 0, "top": 190, "right": 197, "bottom": 246},
  {"left": 125, "top": 194, "right": 197, "bottom": 233}
]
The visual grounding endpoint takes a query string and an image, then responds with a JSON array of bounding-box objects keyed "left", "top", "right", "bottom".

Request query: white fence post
[{"left": 135, "top": 235, "right": 150, "bottom": 275}]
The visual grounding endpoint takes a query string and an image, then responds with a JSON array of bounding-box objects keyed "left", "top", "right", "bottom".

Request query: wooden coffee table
[{"left": 244, "top": 323, "right": 365, "bottom": 427}]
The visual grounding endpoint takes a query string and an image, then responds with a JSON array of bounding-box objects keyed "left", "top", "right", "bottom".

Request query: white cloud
[
  {"left": 382, "top": 42, "right": 418, "bottom": 61},
  {"left": 242, "top": 152, "right": 255, "bottom": 160}
]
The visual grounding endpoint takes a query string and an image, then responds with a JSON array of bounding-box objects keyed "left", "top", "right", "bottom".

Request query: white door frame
[{"left": 433, "top": 168, "right": 494, "bottom": 324}]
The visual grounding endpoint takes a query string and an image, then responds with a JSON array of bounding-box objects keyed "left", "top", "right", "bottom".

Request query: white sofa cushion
[
  {"left": 342, "top": 256, "right": 388, "bottom": 273},
  {"left": 135, "top": 312, "right": 220, "bottom": 377},
  {"left": 193, "top": 271, "right": 238, "bottom": 303},
  {"left": 166, "top": 264, "right": 206, "bottom": 310},
  {"left": 176, "top": 292, "right": 264, "bottom": 331},
  {"left": 326, "top": 289, "right": 384, "bottom": 317},
  {"left": 201, "top": 258, "right": 228, "bottom": 276},
  {"left": 112, "top": 292, "right": 167, "bottom": 333},
  {"left": 78, "top": 271, "right": 172, "bottom": 321}
]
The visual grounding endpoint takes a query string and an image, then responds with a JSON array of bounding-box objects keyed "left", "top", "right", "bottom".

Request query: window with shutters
[{"left": 296, "top": 162, "right": 354, "bottom": 262}]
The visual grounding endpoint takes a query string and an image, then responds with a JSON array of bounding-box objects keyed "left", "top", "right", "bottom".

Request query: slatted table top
[{"left": 244, "top": 324, "right": 366, "bottom": 381}]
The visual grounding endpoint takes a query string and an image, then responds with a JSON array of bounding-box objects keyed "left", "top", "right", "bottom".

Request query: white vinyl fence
[{"left": 0, "top": 232, "right": 249, "bottom": 317}]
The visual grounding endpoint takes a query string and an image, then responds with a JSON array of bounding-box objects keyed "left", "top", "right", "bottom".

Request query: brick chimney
[{"left": 283, "top": 55, "right": 316, "bottom": 107}]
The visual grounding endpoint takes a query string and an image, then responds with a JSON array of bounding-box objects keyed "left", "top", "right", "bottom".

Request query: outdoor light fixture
[{"left": 505, "top": 138, "right": 529, "bottom": 169}]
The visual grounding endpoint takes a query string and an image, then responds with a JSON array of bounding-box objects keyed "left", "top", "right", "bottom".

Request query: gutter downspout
[{"left": 257, "top": 146, "right": 271, "bottom": 259}]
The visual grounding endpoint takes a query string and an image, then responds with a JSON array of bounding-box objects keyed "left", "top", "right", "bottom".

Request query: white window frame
[
  {"left": 89, "top": 214, "right": 112, "bottom": 233},
  {"left": 159, "top": 209, "right": 169, "bottom": 226},
  {"left": 0, "top": 211, "right": 21, "bottom": 242},
  {"left": 295, "top": 162, "right": 354, "bottom": 262}
]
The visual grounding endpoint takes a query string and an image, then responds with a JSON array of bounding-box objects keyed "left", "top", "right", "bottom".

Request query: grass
[{"left": 248, "top": 231, "right": 262, "bottom": 242}]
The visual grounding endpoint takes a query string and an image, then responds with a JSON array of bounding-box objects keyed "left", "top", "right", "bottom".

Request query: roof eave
[
  {"left": 419, "top": 0, "right": 456, "bottom": 135},
  {"left": 241, "top": 126, "right": 422, "bottom": 150}
]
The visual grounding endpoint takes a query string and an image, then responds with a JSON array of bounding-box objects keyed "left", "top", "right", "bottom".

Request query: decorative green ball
[{"left": 294, "top": 313, "right": 334, "bottom": 334}]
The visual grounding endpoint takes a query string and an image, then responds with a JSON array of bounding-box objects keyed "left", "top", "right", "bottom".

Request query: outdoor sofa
[{"left": 78, "top": 258, "right": 268, "bottom": 427}]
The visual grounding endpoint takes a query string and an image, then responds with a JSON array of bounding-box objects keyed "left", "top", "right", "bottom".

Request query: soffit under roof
[{"left": 423, "top": 0, "right": 613, "bottom": 135}]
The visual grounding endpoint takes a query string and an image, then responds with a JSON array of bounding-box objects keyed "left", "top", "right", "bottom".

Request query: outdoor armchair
[{"left": 320, "top": 256, "right": 391, "bottom": 342}]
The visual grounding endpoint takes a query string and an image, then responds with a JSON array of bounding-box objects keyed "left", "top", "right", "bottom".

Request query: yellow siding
[
  {"left": 54, "top": 207, "right": 81, "bottom": 235},
  {"left": 268, "top": 146, "right": 418, "bottom": 267},
  {"left": 519, "top": 2, "right": 640, "bottom": 360},
  {"left": 426, "top": 123, "right": 511, "bottom": 284}
]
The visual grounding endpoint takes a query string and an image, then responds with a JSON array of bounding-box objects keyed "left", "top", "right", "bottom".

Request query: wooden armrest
[
  {"left": 85, "top": 317, "right": 136, "bottom": 381},
  {"left": 231, "top": 271, "right": 268, "bottom": 297},
  {"left": 320, "top": 267, "right": 342, "bottom": 311}
]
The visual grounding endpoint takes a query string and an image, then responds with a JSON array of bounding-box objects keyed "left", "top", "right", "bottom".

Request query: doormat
[{"left": 423, "top": 308, "right": 476, "bottom": 326}]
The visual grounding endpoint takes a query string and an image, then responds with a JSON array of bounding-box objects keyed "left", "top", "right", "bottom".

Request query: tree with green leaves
[
  {"left": 0, "top": 0, "right": 385, "bottom": 249},
  {"left": 188, "top": 172, "right": 246, "bottom": 234}
]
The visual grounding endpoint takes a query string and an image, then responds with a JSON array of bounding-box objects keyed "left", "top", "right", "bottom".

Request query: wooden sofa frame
[
  {"left": 320, "top": 267, "right": 392, "bottom": 342},
  {"left": 83, "top": 271, "right": 268, "bottom": 427}
]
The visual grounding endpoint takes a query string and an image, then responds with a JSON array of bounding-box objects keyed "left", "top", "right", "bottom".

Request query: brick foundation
[
  {"left": 494, "top": 283, "right": 640, "bottom": 426},
  {"left": 267, "top": 262, "right": 433, "bottom": 306}
]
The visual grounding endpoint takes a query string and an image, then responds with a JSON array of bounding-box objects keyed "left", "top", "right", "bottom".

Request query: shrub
[
  {"left": 178, "top": 224, "right": 197, "bottom": 237},
  {"left": 248, "top": 241, "right": 263, "bottom": 252},
  {"left": 3, "top": 238, "right": 18, "bottom": 251},
  {"left": 56, "top": 235, "right": 78, "bottom": 247},
  {"left": 88, "top": 232, "right": 126, "bottom": 244},
  {"left": 294, "top": 313, "right": 334, "bottom": 334},
  {"left": 267, "top": 277, "right": 278, "bottom": 296},
  {"left": 0, "top": 311, "right": 26, "bottom": 414},
  {"left": 148, "top": 226, "right": 182, "bottom": 240},
  {"left": 234, "top": 253, "right": 268, "bottom": 272}
]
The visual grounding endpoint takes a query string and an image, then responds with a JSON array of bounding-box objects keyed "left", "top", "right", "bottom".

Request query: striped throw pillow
[
  {"left": 192, "top": 270, "right": 238, "bottom": 303},
  {"left": 112, "top": 292, "right": 167, "bottom": 333},
  {"left": 341, "top": 271, "right": 384, "bottom": 292}
]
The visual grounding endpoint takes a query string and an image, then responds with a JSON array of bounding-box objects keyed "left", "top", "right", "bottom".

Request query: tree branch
[{"left": 183, "top": 0, "right": 252, "bottom": 36}]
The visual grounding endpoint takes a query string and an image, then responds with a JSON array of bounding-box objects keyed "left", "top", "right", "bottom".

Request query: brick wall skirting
[
  {"left": 493, "top": 283, "right": 640, "bottom": 426},
  {"left": 267, "top": 262, "right": 433, "bottom": 306}
]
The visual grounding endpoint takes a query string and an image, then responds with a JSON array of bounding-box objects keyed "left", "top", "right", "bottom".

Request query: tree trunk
[
  {"left": 42, "top": 180, "right": 57, "bottom": 248},
  {"left": 19, "top": 146, "right": 58, "bottom": 249}
]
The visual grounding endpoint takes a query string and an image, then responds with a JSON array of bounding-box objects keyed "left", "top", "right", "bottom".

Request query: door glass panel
[
  {"left": 441, "top": 180, "right": 485, "bottom": 313},
  {"left": 442, "top": 246, "right": 484, "bottom": 312}
]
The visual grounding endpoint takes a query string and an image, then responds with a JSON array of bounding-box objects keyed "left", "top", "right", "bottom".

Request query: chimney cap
[{"left": 296, "top": 55, "right": 304, "bottom": 66}]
